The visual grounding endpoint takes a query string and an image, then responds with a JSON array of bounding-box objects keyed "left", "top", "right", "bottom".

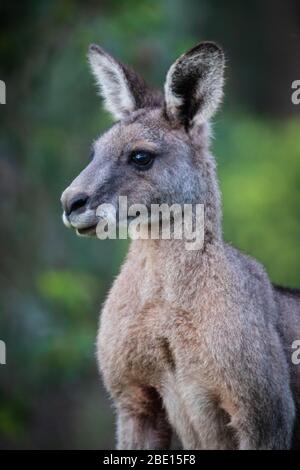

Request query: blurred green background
[{"left": 0, "top": 0, "right": 299, "bottom": 449}]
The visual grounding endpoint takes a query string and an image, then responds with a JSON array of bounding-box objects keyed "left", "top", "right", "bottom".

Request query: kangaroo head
[{"left": 61, "top": 42, "right": 224, "bottom": 237}]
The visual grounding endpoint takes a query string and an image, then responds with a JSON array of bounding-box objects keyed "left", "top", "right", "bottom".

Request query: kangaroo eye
[{"left": 130, "top": 151, "right": 154, "bottom": 170}]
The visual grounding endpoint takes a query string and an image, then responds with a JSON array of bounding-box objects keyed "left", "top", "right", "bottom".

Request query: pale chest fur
[
  {"left": 97, "top": 269, "right": 178, "bottom": 394},
  {"left": 96, "top": 240, "right": 270, "bottom": 400},
  {"left": 97, "top": 263, "right": 222, "bottom": 398}
]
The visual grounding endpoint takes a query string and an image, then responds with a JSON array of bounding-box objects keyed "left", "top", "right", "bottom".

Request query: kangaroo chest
[{"left": 98, "top": 300, "right": 181, "bottom": 392}]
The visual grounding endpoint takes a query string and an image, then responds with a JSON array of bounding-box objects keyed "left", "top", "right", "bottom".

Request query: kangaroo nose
[{"left": 62, "top": 191, "right": 89, "bottom": 216}]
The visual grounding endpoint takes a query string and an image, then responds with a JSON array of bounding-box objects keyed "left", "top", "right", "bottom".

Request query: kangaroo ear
[
  {"left": 88, "top": 44, "right": 150, "bottom": 121},
  {"left": 164, "top": 42, "right": 225, "bottom": 128}
]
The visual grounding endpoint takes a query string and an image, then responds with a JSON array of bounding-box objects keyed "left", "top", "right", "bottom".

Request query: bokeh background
[{"left": 0, "top": 0, "right": 300, "bottom": 449}]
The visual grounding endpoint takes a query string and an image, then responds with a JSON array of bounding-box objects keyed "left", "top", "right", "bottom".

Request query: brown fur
[{"left": 61, "top": 43, "right": 300, "bottom": 449}]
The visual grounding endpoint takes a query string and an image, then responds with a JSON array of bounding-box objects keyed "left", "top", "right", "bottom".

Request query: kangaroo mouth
[
  {"left": 76, "top": 223, "right": 98, "bottom": 237},
  {"left": 62, "top": 208, "right": 99, "bottom": 237}
]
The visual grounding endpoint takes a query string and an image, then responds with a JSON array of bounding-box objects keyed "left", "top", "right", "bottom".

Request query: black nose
[{"left": 65, "top": 193, "right": 89, "bottom": 216}]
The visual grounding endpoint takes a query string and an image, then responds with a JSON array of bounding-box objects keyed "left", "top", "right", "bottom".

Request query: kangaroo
[{"left": 61, "top": 42, "right": 300, "bottom": 449}]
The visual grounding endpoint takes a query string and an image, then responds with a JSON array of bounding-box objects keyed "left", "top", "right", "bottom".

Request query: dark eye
[
  {"left": 90, "top": 149, "right": 95, "bottom": 160},
  {"left": 130, "top": 150, "right": 154, "bottom": 170}
]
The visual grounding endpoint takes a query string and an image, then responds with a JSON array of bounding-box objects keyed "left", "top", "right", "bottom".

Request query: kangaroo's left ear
[
  {"left": 164, "top": 42, "right": 225, "bottom": 128},
  {"left": 88, "top": 44, "right": 153, "bottom": 121}
]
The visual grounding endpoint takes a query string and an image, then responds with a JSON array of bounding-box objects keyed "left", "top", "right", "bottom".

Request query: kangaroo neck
[{"left": 131, "top": 234, "right": 224, "bottom": 308}]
